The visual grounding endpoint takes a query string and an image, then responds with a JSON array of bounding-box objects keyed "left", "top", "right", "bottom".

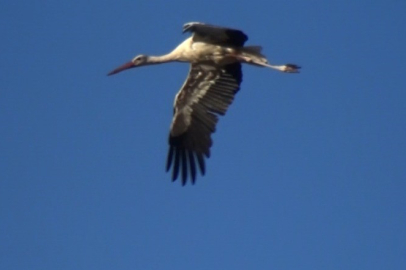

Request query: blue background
[{"left": 1, "top": 1, "right": 405, "bottom": 269}]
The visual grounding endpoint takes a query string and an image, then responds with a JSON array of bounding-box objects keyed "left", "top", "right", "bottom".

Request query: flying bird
[{"left": 108, "top": 22, "right": 300, "bottom": 185}]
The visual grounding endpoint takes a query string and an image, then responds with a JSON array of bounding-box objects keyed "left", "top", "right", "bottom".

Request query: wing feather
[
  {"left": 196, "top": 152, "right": 205, "bottom": 176},
  {"left": 188, "top": 150, "right": 197, "bottom": 184},
  {"left": 166, "top": 62, "right": 242, "bottom": 184},
  {"left": 183, "top": 22, "right": 248, "bottom": 47},
  {"left": 172, "top": 147, "right": 180, "bottom": 181},
  {"left": 181, "top": 150, "right": 187, "bottom": 185}
]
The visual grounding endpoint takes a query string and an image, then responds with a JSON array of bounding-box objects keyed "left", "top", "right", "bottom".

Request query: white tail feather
[
  {"left": 243, "top": 46, "right": 263, "bottom": 54},
  {"left": 241, "top": 46, "right": 268, "bottom": 65},
  {"left": 239, "top": 46, "right": 301, "bottom": 73}
]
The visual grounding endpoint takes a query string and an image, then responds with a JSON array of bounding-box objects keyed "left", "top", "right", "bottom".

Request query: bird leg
[
  {"left": 264, "top": 63, "right": 301, "bottom": 73},
  {"left": 235, "top": 54, "right": 300, "bottom": 73}
]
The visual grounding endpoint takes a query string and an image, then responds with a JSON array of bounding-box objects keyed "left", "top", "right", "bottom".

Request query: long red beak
[{"left": 107, "top": 61, "right": 136, "bottom": 76}]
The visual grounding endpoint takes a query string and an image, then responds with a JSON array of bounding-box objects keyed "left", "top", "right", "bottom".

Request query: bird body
[
  {"left": 108, "top": 22, "right": 300, "bottom": 185},
  {"left": 168, "top": 36, "right": 267, "bottom": 66}
]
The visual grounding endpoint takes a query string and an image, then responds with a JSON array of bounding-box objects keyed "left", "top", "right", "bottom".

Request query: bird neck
[{"left": 147, "top": 52, "right": 177, "bottom": 64}]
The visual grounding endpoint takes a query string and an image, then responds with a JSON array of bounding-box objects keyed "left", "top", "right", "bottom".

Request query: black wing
[
  {"left": 166, "top": 62, "right": 243, "bottom": 185},
  {"left": 183, "top": 22, "right": 248, "bottom": 47}
]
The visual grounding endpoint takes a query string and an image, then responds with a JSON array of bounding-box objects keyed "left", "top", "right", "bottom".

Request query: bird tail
[
  {"left": 240, "top": 46, "right": 301, "bottom": 73},
  {"left": 241, "top": 46, "right": 269, "bottom": 65}
]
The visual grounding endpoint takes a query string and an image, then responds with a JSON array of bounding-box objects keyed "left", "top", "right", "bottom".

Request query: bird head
[{"left": 107, "top": 54, "right": 149, "bottom": 76}]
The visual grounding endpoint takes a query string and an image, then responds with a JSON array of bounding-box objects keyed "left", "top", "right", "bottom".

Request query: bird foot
[{"left": 283, "top": 64, "right": 301, "bottom": 73}]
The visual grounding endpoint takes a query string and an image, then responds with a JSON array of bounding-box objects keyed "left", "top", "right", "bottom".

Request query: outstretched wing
[
  {"left": 166, "top": 62, "right": 243, "bottom": 185},
  {"left": 183, "top": 22, "right": 248, "bottom": 47}
]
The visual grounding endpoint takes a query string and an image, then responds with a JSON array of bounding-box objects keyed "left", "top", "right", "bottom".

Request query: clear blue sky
[{"left": 1, "top": 1, "right": 405, "bottom": 269}]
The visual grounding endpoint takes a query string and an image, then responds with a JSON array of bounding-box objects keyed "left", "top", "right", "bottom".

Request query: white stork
[{"left": 108, "top": 22, "right": 300, "bottom": 185}]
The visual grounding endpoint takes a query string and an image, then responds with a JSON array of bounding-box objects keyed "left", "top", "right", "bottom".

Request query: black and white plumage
[
  {"left": 183, "top": 22, "right": 248, "bottom": 47},
  {"left": 167, "top": 62, "right": 242, "bottom": 184},
  {"left": 108, "top": 22, "right": 300, "bottom": 185}
]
